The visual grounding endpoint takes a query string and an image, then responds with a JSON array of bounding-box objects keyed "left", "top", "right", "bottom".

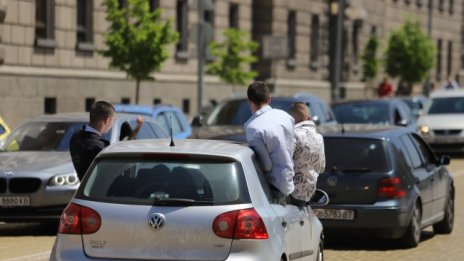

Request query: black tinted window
[
  {"left": 400, "top": 135, "right": 422, "bottom": 169},
  {"left": 78, "top": 158, "right": 250, "bottom": 206},
  {"left": 324, "top": 138, "right": 391, "bottom": 172},
  {"left": 410, "top": 134, "right": 435, "bottom": 165},
  {"left": 206, "top": 100, "right": 251, "bottom": 125},
  {"left": 333, "top": 103, "right": 390, "bottom": 124}
]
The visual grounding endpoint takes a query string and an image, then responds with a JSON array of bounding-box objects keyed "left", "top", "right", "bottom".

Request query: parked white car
[
  {"left": 418, "top": 90, "right": 464, "bottom": 154},
  {"left": 50, "top": 139, "right": 327, "bottom": 261}
]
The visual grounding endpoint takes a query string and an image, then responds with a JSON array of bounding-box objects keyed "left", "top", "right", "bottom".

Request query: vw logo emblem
[
  {"left": 327, "top": 176, "right": 338, "bottom": 187},
  {"left": 148, "top": 213, "right": 165, "bottom": 231},
  {"left": 4, "top": 170, "right": 14, "bottom": 177}
]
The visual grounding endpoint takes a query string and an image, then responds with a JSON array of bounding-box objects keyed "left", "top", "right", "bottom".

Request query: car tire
[
  {"left": 400, "top": 203, "right": 421, "bottom": 248},
  {"left": 433, "top": 188, "right": 454, "bottom": 234}
]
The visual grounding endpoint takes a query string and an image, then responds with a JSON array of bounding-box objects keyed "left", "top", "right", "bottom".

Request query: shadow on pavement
[
  {"left": 0, "top": 222, "right": 58, "bottom": 236},
  {"left": 324, "top": 230, "right": 435, "bottom": 251}
]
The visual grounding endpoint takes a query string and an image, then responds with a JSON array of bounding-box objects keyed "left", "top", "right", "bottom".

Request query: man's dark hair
[
  {"left": 89, "top": 101, "right": 115, "bottom": 125},
  {"left": 247, "top": 81, "right": 271, "bottom": 105}
]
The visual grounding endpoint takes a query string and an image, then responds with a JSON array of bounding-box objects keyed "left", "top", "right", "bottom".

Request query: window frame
[
  {"left": 76, "top": 0, "right": 95, "bottom": 52},
  {"left": 35, "top": 0, "right": 56, "bottom": 48}
]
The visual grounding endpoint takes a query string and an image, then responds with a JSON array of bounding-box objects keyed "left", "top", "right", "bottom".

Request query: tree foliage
[
  {"left": 101, "top": 0, "right": 178, "bottom": 103},
  {"left": 361, "top": 35, "right": 379, "bottom": 82},
  {"left": 384, "top": 19, "right": 435, "bottom": 85},
  {"left": 206, "top": 28, "right": 259, "bottom": 87}
]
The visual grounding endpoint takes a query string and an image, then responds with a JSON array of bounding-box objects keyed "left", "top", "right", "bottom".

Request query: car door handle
[
  {"left": 282, "top": 221, "right": 287, "bottom": 228},
  {"left": 300, "top": 220, "right": 305, "bottom": 226}
]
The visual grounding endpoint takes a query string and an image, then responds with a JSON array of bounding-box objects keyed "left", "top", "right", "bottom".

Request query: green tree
[
  {"left": 361, "top": 35, "right": 379, "bottom": 82},
  {"left": 384, "top": 19, "right": 435, "bottom": 95},
  {"left": 206, "top": 28, "right": 259, "bottom": 91},
  {"left": 101, "top": 0, "right": 178, "bottom": 104}
]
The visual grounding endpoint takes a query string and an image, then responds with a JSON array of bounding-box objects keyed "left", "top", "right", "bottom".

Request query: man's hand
[{"left": 136, "top": 115, "right": 144, "bottom": 126}]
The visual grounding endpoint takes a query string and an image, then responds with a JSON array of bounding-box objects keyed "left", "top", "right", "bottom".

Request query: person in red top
[{"left": 377, "top": 77, "right": 394, "bottom": 97}]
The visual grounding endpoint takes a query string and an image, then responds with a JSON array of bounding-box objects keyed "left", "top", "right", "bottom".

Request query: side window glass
[
  {"left": 252, "top": 156, "right": 272, "bottom": 202},
  {"left": 155, "top": 112, "right": 169, "bottom": 132},
  {"left": 164, "top": 111, "right": 183, "bottom": 134},
  {"left": 130, "top": 120, "right": 155, "bottom": 139},
  {"left": 146, "top": 122, "right": 167, "bottom": 138},
  {"left": 410, "top": 134, "right": 435, "bottom": 165},
  {"left": 399, "top": 135, "right": 422, "bottom": 169}
]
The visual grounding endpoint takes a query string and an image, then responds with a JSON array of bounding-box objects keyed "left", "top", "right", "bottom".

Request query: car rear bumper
[
  {"left": 315, "top": 204, "right": 410, "bottom": 239},
  {"left": 0, "top": 205, "right": 66, "bottom": 222}
]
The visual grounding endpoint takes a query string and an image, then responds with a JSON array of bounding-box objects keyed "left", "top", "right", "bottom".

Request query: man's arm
[
  {"left": 129, "top": 116, "right": 144, "bottom": 140},
  {"left": 246, "top": 128, "right": 272, "bottom": 172}
]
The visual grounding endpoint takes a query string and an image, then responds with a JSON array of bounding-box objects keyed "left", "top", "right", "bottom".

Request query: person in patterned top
[{"left": 289, "top": 102, "right": 326, "bottom": 207}]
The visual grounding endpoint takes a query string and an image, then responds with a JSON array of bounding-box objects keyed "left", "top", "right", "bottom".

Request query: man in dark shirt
[{"left": 70, "top": 101, "right": 115, "bottom": 180}]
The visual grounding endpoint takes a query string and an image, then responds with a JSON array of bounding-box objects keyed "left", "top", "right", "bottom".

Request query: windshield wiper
[
  {"left": 152, "top": 197, "right": 214, "bottom": 206},
  {"left": 331, "top": 166, "right": 372, "bottom": 172}
]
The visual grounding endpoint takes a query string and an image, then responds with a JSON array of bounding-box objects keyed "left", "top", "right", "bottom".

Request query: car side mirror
[
  {"left": 396, "top": 119, "right": 408, "bottom": 127},
  {"left": 312, "top": 115, "right": 320, "bottom": 126},
  {"left": 438, "top": 155, "right": 451, "bottom": 166},
  {"left": 308, "top": 189, "right": 329, "bottom": 206},
  {"left": 191, "top": 115, "right": 203, "bottom": 127}
]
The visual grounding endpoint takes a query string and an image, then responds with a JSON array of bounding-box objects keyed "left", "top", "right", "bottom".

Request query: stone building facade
[{"left": 0, "top": 0, "right": 462, "bottom": 128}]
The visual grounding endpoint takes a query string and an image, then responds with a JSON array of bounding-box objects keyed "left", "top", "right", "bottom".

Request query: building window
[
  {"left": 310, "top": 14, "right": 319, "bottom": 69},
  {"left": 352, "top": 20, "right": 362, "bottom": 65},
  {"left": 85, "top": 97, "right": 95, "bottom": 112},
  {"left": 436, "top": 39, "right": 442, "bottom": 81},
  {"left": 121, "top": 98, "right": 130, "bottom": 104},
  {"left": 229, "top": 3, "right": 239, "bottom": 29},
  {"left": 153, "top": 98, "right": 162, "bottom": 104},
  {"left": 449, "top": 0, "right": 454, "bottom": 14},
  {"left": 149, "top": 0, "right": 159, "bottom": 12},
  {"left": 44, "top": 97, "right": 57, "bottom": 114},
  {"left": 287, "top": 10, "right": 296, "bottom": 68},
  {"left": 439, "top": 0, "right": 445, "bottom": 12},
  {"left": 35, "top": 0, "right": 55, "bottom": 48},
  {"left": 176, "top": 0, "right": 189, "bottom": 59},
  {"left": 118, "top": 0, "right": 127, "bottom": 9},
  {"left": 182, "top": 99, "right": 190, "bottom": 114},
  {"left": 370, "top": 25, "right": 377, "bottom": 35},
  {"left": 447, "top": 41, "right": 453, "bottom": 77},
  {"left": 405, "top": 0, "right": 411, "bottom": 5},
  {"left": 76, "top": 0, "right": 94, "bottom": 52},
  {"left": 416, "top": 0, "right": 423, "bottom": 7}
]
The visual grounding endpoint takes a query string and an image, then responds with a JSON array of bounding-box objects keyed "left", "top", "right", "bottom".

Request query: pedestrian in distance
[
  {"left": 377, "top": 77, "right": 394, "bottom": 98},
  {"left": 244, "top": 81, "right": 296, "bottom": 199},
  {"left": 288, "top": 102, "right": 326, "bottom": 207},
  {"left": 70, "top": 100, "right": 115, "bottom": 180}
]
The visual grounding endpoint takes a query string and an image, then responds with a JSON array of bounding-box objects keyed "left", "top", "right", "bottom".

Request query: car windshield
[
  {"left": 427, "top": 97, "right": 464, "bottom": 114},
  {"left": 205, "top": 99, "right": 315, "bottom": 126},
  {"left": 78, "top": 158, "right": 250, "bottom": 206},
  {"left": 333, "top": 103, "right": 390, "bottom": 124},
  {"left": 1, "top": 121, "right": 86, "bottom": 152},
  {"left": 324, "top": 138, "right": 391, "bottom": 172}
]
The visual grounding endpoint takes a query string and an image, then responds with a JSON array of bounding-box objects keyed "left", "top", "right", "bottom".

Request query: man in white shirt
[
  {"left": 244, "top": 81, "right": 296, "bottom": 198},
  {"left": 289, "top": 102, "right": 326, "bottom": 207}
]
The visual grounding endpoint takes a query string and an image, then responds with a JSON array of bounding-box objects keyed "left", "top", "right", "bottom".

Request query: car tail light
[
  {"left": 377, "top": 177, "right": 406, "bottom": 199},
  {"left": 58, "top": 203, "right": 101, "bottom": 234},
  {"left": 213, "top": 208, "right": 268, "bottom": 240}
]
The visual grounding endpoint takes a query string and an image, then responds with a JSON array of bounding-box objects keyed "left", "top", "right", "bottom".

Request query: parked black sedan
[{"left": 314, "top": 124, "right": 454, "bottom": 248}]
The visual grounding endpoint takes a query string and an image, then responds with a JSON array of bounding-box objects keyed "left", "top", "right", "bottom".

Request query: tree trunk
[{"left": 135, "top": 79, "right": 140, "bottom": 104}]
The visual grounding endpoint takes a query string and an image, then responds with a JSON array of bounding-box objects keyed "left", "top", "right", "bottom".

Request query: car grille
[
  {"left": 0, "top": 178, "right": 6, "bottom": 193},
  {"left": 433, "top": 129, "right": 462, "bottom": 135},
  {"left": 8, "top": 178, "right": 41, "bottom": 194}
]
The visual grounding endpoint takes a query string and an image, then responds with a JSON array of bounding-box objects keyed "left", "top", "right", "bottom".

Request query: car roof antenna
[{"left": 169, "top": 115, "right": 175, "bottom": 147}]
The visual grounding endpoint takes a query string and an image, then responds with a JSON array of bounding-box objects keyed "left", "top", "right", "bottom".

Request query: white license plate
[
  {"left": 313, "top": 208, "right": 354, "bottom": 220},
  {"left": 0, "top": 196, "right": 30, "bottom": 207}
]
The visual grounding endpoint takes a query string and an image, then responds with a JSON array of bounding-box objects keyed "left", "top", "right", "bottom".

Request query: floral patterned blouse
[{"left": 291, "top": 120, "right": 326, "bottom": 202}]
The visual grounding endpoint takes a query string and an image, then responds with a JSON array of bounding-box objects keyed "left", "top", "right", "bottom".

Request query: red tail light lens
[
  {"left": 58, "top": 203, "right": 101, "bottom": 234},
  {"left": 378, "top": 177, "right": 406, "bottom": 199},
  {"left": 213, "top": 208, "right": 269, "bottom": 240}
]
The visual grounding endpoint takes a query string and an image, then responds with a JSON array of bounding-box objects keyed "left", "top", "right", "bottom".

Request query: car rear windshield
[
  {"left": 1, "top": 121, "right": 85, "bottom": 152},
  {"left": 324, "top": 138, "right": 391, "bottom": 172},
  {"left": 76, "top": 158, "right": 251, "bottom": 206},
  {"left": 427, "top": 97, "right": 464, "bottom": 114},
  {"left": 333, "top": 103, "right": 389, "bottom": 124}
]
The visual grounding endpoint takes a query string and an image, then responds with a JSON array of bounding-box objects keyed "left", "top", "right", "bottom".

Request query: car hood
[
  {"left": 0, "top": 151, "right": 74, "bottom": 176},
  {"left": 191, "top": 125, "right": 246, "bottom": 142},
  {"left": 418, "top": 114, "right": 464, "bottom": 129}
]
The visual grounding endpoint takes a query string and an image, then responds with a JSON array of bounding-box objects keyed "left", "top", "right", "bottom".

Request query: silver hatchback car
[
  {"left": 0, "top": 113, "right": 167, "bottom": 222},
  {"left": 50, "top": 139, "right": 325, "bottom": 261}
]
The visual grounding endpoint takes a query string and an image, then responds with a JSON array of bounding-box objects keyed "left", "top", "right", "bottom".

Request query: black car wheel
[
  {"left": 400, "top": 203, "right": 421, "bottom": 248},
  {"left": 433, "top": 188, "right": 454, "bottom": 234}
]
